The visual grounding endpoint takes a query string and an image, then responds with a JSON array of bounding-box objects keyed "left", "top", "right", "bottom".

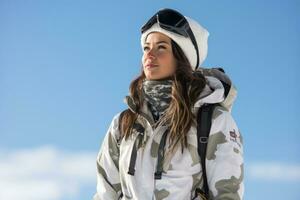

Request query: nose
[{"left": 145, "top": 48, "right": 156, "bottom": 60}]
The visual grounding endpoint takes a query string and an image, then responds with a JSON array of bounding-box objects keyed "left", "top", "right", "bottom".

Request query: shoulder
[
  {"left": 210, "top": 105, "right": 243, "bottom": 147},
  {"left": 206, "top": 105, "right": 243, "bottom": 163},
  {"left": 107, "top": 110, "right": 126, "bottom": 142},
  {"left": 211, "top": 105, "right": 236, "bottom": 129},
  {"left": 109, "top": 108, "right": 130, "bottom": 128},
  {"left": 110, "top": 111, "right": 123, "bottom": 129}
]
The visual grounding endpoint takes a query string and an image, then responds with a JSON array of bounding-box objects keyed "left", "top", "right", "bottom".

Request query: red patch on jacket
[{"left": 230, "top": 129, "right": 241, "bottom": 147}]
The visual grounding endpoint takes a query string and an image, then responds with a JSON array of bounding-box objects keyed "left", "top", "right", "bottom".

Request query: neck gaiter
[{"left": 142, "top": 79, "right": 173, "bottom": 122}]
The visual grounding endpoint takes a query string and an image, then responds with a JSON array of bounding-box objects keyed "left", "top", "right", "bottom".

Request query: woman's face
[{"left": 142, "top": 32, "right": 176, "bottom": 80}]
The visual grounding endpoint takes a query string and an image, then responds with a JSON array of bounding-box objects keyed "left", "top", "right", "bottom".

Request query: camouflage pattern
[
  {"left": 142, "top": 79, "right": 173, "bottom": 121},
  {"left": 93, "top": 74, "right": 244, "bottom": 200}
]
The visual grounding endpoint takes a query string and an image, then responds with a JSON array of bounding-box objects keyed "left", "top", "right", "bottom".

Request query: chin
[{"left": 146, "top": 75, "right": 173, "bottom": 81}]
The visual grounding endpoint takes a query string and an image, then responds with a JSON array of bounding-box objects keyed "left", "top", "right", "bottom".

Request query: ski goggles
[{"left": 141, "top": 8, "right": 200, "bottom": 69}]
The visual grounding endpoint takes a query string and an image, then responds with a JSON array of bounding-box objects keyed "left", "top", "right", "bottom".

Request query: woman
[{"left": 93, "top": 8, "right": 244, "bottom": 200}]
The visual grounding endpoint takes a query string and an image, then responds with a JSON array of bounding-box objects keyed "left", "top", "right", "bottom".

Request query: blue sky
[{"left": 1, "top": 0, "right": 299, "bottom": 199}]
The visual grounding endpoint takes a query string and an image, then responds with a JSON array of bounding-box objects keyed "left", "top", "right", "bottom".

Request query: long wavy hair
[{"left": 119, "top": 39, "right": 207, "bottom": 152}]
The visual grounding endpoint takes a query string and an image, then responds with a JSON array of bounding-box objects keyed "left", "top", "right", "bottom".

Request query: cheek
[
  {"left": 161, "top": 54, "right": 176, "bottom": 72},
  {"left": 156, "top": 52, "right": 170, "bottom": 65},
  {"left": 168, "top": 61, "right": 176, "bottom": 75}
]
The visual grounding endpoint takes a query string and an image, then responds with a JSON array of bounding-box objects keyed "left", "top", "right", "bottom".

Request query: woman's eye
[{"left": 143, "top": 46, "right": 166, "bottom": 52}]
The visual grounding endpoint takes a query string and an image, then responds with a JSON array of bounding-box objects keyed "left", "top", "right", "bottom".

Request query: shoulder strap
[{"left": 196, "top": 103, "right": 218, "bottom": 198}]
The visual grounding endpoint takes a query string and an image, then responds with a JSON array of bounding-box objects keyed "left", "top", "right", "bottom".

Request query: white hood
[{"left": 193, "top": 68, "right": 238, "bottom": 113}]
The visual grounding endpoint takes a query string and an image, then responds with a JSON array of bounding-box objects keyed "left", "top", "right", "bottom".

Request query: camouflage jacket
[{"left": 93, "top": 69, "right": 244, "bottom": 200}]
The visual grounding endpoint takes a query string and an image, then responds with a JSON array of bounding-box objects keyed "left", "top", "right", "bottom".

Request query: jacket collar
[
  {"left": 124, "top": 95, "right": 155, "bottom": 126},
  {"left": 123, "top": 69, "right": 237, "bottom": 126}
]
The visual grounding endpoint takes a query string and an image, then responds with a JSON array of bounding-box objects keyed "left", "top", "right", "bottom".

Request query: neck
[
  {"left": 142, "top": 78, "right": 173, "bottom": 122},
  {"left": 145, "top": 75, "right": 174, "bottom": 81}
]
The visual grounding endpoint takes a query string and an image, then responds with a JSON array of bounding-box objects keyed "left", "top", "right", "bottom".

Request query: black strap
[
  {"left": 127, "top": 134, "right": 142, "bottom": 175},
  {"left": 127, "top": 123, "right": 145, "bottom": 176},
  {"left": 196, "top": 103, "right": 218, "bottom": 198},
  {"left": 154, "top": 128, "right": 169, "bottom": 179}
]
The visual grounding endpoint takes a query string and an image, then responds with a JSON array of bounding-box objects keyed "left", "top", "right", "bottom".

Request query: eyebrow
[{"left": 144, "top": 41, "right": 169, "bottom": 45}]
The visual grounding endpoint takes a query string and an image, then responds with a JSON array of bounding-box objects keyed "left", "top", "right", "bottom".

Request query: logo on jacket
[{"left": 230, "top": 129, "right": 241, "bottom": 148}]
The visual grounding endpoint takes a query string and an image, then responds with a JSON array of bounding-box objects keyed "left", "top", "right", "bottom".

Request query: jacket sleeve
[
  {"left": 93, "top": 113, "right": 123, "bottom": 200},
  {"left": 206, "top": 107, "right": 244, "bottom": 200}
]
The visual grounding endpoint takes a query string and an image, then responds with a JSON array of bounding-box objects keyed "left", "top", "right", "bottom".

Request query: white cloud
[
  {"left": 1, "top": 146, "right": 300, "bottom": 199},
  {"left": 247, "top": 161, "right": 300, "bottom": 182},
  {"left": 0, "top": 146, "right": 97, "bottom": 200}
]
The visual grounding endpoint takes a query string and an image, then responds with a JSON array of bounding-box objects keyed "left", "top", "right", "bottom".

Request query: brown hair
[{"left": 119, "top": 40, "right": 206, "bottom": 152}]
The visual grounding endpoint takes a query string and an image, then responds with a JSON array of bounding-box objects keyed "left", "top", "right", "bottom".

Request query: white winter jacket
[{"left": 93, "top": 69, "right": 244, "bottom": 200}]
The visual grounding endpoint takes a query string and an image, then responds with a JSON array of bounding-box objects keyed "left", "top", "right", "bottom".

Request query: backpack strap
[
  {"left": 154, "top": 128, "right": 169, "bottom": 179},
  {"left": 195, "top": 103, "right": 218, "bottom": 199}
]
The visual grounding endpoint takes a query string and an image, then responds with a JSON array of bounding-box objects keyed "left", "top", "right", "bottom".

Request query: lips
[{"left": 145, "top": 63, "right": 159, "bottom": 68}]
